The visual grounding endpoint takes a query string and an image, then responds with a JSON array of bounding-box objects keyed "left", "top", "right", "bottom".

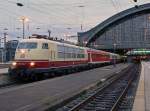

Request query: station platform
[
  {"left": 0, "top": 68, "right": 8, "bottom": 74},
  {"left": 0, "top": 63, "right": 10, "bottom": 69},
  {"left": 133, "top": 62, "right": 150, "bottom": 111},
  {"left": 0, "top": 63, "right": 130, "bottom": 111}
]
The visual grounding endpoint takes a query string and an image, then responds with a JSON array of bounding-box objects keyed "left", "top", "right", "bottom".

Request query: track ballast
[{"left": 52, "top": 64, "right": 140, "bottom": 111}]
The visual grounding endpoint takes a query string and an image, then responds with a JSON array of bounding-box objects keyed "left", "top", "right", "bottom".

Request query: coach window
[{"left": 42, "top": 43, "right": 49, "bottom": 49}]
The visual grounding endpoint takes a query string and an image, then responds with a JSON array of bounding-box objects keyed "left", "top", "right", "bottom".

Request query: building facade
[
  {"left": 78, "top": 3, "right": 150, "bottom": 50},
  {"left": 6, "top": 40, "right": 18, "bottom": 61},
  {"left": 0, "top": 48, "right": 5, "bottom": 62}
]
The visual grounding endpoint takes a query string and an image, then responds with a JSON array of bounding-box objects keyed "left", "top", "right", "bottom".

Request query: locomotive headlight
[
  {"left": 12, "top": 62, "right": 17, "bottom": 66},
  {"left": 30, "top": 62, "right": 35, "bottom": 67},
  {"left": 21, "top": 49, "right": 25, "bottom": 54}
]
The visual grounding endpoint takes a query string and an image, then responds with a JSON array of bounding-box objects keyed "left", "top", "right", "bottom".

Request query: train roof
[
  {"left": 20, "top": 38, "right": 86, "bottom": 49},
  {"left": 20, "top": 38, "right": 120, "bottom": 56}
]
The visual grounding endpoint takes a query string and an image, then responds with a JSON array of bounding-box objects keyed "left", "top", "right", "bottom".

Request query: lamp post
[
  {"left": 48, "top": 30, "right": 51, "bottom": 38},
  {"left": 3, "top": 28, "right": 8, "bottom": 49},
  {"left": 20, "top": 16, "right": 29, "bottom": 39},
  {"left": 36, "top": 27, "right": 40, "bottom": 35},
  {"left": 3, "top": 28, "right": 8, "bottom": 62},
  {"left": 0, "top": 37, "right": 1, "bottom": 48},
  {"left": 17, "top": 36, "right": 21, "bottom": 40},
  {"left": 64, "top": 27, "right": 72, "bottom": 41},
  {"left": 16, "top": 27, "right": 21, "bottom": 40},
  {"left": 78, "top": 5, "right": 85, "bottom": 31}
]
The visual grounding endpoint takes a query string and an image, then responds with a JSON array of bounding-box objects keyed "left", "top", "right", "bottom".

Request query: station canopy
[
  {"left": 78, "top": 3, "right": 150, "bottom": 50},
  {"left": 126, "top": 49, "right": 150, "bottom": 55}
]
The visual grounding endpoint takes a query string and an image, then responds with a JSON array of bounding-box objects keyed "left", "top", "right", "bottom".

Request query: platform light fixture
[
  {"left": 20, "top": 16, "right": 29, "bottom": 39},
  {"left": 133, "top": 0, "right": 138, "bottom": 8},
  {"left": 78, "top": 5, "right": 85, "bottom": 31}
]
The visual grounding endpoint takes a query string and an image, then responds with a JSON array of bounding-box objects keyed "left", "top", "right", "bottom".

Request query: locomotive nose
[{"left": 11, "top": 61, "right": 36, "bottom": 69}]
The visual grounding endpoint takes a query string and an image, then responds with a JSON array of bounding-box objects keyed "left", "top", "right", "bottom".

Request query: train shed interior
[{"left": 78, "top": 3, "right": 150, "bottom": 62}]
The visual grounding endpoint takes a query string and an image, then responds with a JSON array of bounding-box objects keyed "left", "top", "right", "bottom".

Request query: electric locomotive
[{"left": 9, "top": 35, "right": 121, "bottom": 79}]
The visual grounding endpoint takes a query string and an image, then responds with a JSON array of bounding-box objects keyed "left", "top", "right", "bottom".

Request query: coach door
[
  {"left": 88, "top": 51, "right": 92, "bottom": 63},
  {"left": 49, "top": 43, "right": 56, "bottom": 67},
  {"left": 48, "top": 43, "right": 52, "bottom": 67},
  {"left": 51, "top": 51, "right": 55, "bottom": 60}
]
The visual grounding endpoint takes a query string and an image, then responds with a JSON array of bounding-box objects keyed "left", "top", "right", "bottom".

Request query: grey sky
[{"left": 0, "top": 0, "right": 150, "bottom": 42}]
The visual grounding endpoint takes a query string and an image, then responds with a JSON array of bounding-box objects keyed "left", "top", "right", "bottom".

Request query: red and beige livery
[{"left": 9, "top": 37, "right": 120, "bottom": 79}]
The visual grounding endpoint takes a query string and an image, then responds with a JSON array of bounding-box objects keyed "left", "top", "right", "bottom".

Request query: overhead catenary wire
[
  {"left": 2, "top": 0, "right": 117, "bottom": 28},
  {"left": 0, "top": 0, "right": 148, "bottom": 40}
]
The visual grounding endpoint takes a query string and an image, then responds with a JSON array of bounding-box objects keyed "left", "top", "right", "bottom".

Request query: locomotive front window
[{"left": 18, "top": 42, "right": 37, "bottom": 49}]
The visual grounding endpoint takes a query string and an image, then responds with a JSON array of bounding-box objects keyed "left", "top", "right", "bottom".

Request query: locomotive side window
[
  {"left": 65, "top": 47, "right": 71, "bottom": 58},
  {"left": 58, "top": 45, "right": 64, "bottom": 52},
  {"left": 57, "top": 45, "right": 85, "bottom": 59},
  {"left": 76, "top": 49, "right": 85, "bottom": 58},
  {"left": 42, "top": 43, "right": 49, "bottom": 49},
  {"left": 18, "top": 42, "right": 37, "bottom": 49},
  {"left": 68, "top": 47, "right": 72, "bottom": 58},
  {"left": 57, "top": 45, "right": 65, "bottom": 58},
  {"left": 58, "top": 52, "right": 65, "bottom": 58},
  {"left": 72, "top": 47, "right": 74, "bottom": 58}
]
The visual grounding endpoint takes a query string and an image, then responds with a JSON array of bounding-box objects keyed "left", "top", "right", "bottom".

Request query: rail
[{"left": 55, "top": 64, "right": 139, "bottom": 111}]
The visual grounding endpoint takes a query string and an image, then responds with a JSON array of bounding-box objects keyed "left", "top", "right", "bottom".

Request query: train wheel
[
  {"left": 30, "top": 73, "right": 39, "bottom": 81},
  {"left": 43, "top": 73, "right": 51, "bottom": 78},
  {"left": 62, "top": 69, "right": 68, "bottom": 75},
  {"left": 47, "top": 72, "right": 55, "bottom": 78},
  {"left": 73, "top": 67, "right": 78, "bottom": 72}
]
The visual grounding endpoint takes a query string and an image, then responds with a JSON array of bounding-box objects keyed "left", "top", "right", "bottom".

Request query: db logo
[{"left": 20, "top": 54, "right": 25, "bottom": 58}]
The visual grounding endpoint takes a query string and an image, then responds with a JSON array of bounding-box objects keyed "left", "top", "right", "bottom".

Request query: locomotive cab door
[
  {"left": 88, "top": 51, "right": 92, "bottom": 63},
  {"left": 48, "top": 42, "right": 56, "bottom": 67}
]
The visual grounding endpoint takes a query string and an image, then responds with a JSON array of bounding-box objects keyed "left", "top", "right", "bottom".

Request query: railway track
[
  {"left": 0, "top": 63, "right": 117, "bottom": 86},
  {"left": 0, "top": 74, "right": 20, "bottom": 89},
  {"left": 0, "top": 82, "right": 20, "bottom": 89},
  {"left": 52, "top": 64, "right": 140, "bottom": 111},
  {"left": 0, "top": 63, "right": 129, "bottom": 89}
]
